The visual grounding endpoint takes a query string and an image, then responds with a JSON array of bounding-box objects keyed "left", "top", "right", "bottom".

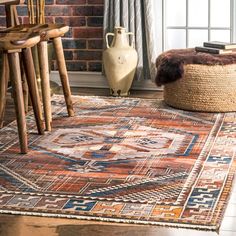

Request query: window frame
[{"left": 154, "top": 0, "right": 236, "bottom": 52}]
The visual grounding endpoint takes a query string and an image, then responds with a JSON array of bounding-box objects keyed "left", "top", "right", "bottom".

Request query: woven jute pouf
[{"left": 164, "top": 64, "right": 236, "bottom": 112}]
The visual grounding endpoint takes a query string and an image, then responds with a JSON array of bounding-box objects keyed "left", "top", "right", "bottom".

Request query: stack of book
[{"left": 195, "top": 41, "right": 236, "bottom": 54}]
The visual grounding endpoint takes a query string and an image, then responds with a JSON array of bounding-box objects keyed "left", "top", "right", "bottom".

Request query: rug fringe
[{"left": 0, "top": 209, "right": 218, "bottom": 231}]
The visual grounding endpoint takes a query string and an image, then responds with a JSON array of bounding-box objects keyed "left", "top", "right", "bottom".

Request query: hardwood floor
[{"left": 0, "top": 87, "right": 235, "bottom": 236}]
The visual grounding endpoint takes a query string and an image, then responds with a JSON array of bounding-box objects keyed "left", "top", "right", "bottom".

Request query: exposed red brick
[
  {"left": 45, "top": 17, "right": 55, "bottom": 24},
  {"left": 55, "top": 16, "right": 86, "bottom": 27},
  {"left": 66, "top": 61, "right": 87, "bottom": 71},
  {"left": 87, "top": 16, "right": 103, "bottom": 27},
  {"left": 45, "top": 6, "right": 72, "bottom": 16},
  {"left": 88, "top": 39, "right": 103, "bottom": 49},
  {"left": 0, "top": 17, "right": 6, "bottom": 26},
  {"left": 56, "top": 0, "right": 86, "bottom": 4},
  {"left": 22, "top": 16, "right": 55, "bottom": 24},
  {"left": 87, "top": 0, "right": 104, "bottom": 4},
  {"left": 77, "top": 50, "right": 102, "bottom": 60},
  {"left": 74, "top": 28, "right": 103, "bottom": 39},
  {"left": 0, "top": 6, "right": 5, "bottom": 16},
  {"left": 88, "top": 61, "right": 102, "bottom": 71},
  {"left": 0, "top": 1, "right": 104, "bottom": 72},
  {"left": 72, "top": 6, "right": 103, "bottom": 16},
  {"left": 62, "top": 39, "right": 87, "bottom": 49}
]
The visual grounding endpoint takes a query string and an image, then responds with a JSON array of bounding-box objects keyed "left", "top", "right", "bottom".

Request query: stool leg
[
  {"left": 53, "top": 37, "right": 74, "bottom": 117},
  {"left": 22, "top": 48, "right": 45, "bottom": 135},
  {"left": 0, "top": 54, "right": 9, "bottom": 128},
  {"left": 21, "top": 66, "right": 29, "bottom": 114},
  {"left": 31, "top": 46, "right": 42, "bottom": 98},
  {"left": 8, "top": 52, "right": 27, "bottom": 154},
  {"left": 38, "top": 41, "right": 52, "bottom": 131}
]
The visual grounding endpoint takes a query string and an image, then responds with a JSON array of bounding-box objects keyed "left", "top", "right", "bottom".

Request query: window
[{"left": 153, "top": 0, "right": 236, "bottom": 52}]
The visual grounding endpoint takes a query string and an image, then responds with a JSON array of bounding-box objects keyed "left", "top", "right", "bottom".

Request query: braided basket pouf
[{"left": 164, "top": 64, "right": 236, "bottom": 112}]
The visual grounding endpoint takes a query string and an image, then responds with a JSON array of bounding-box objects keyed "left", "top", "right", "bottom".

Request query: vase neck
[{"left": 111, "top": 28, "right": 129, "bottom": 48}]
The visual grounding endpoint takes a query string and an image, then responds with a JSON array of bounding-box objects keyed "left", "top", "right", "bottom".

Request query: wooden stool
[
  {"left": 6, "top": 24, "right": 75, "bottom": 131},
  {"left": 0, "top": 30, "right": 44, "bottom": 153},
  {"left": 0, "top": 1, "right": 74, "bottom": 132}
]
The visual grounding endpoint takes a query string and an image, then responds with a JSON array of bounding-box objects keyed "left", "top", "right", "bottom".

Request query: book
[
  {"left": 195, "top": 46, "right": 233, "bottom": 54},
  {"left": 203, "top": 41, "right": 236, "bottom": 50}
]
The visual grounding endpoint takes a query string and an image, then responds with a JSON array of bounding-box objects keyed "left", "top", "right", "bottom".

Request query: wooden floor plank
[
  {"left": 225, "top": 203, "right": 236, "bottom": 217},
  {"left": 221, "top": 216, "right": 236, "bottom": 231}
]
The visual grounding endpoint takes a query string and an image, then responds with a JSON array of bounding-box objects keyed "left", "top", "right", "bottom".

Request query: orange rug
[{"left": 0, "top": 95, "right": 235, "bottom": 231}]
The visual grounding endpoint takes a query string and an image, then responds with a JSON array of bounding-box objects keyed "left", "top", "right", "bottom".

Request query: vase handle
[
  {"left": 105, "top": 33, "right": 114, "bottom": 48},
  {"left": 126, "top": 32, "right": 135, "bottom": 48}
]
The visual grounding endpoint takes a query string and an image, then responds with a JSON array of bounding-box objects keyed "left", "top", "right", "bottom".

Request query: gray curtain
[{"left": 103, "top": 0, "right": 157, "bottom": 81}]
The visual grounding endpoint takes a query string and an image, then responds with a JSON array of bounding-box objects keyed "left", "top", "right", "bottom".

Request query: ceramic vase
[{"left": 103, "top": 27, "right": 138, "bottom": 96}]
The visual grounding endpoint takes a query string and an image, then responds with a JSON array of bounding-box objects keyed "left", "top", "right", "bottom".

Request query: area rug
[{"left": 0, "top": 95, "right": 235, "bottom": 231}]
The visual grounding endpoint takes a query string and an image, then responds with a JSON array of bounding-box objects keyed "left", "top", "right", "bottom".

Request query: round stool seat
[
  {"left": 2, "top": 23, "right": 69, "bottom": 41},
  {"left": 39, "top": 24, "right": 69, "bottom": 40},
  {"left": 0, "top": 31, "right": 40, "bottom": 50}
]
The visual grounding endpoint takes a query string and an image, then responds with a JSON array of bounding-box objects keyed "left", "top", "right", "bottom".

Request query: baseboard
[{"left": 50, "top": 71, "right": 162, "bottom": 91}]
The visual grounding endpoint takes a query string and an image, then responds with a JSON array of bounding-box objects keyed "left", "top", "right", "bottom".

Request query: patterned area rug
[{"left": 0, "top": 95, "right": 235, "bottom": 231}]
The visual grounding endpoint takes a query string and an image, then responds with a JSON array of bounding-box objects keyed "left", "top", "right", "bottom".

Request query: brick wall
[{"left": 0, "top": 0, "right": 104, "bottom": 72}]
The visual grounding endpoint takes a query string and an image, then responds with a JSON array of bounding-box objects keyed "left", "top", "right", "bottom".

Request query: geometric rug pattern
[{"left": 0, "top": 95, "right": 235, "bottom": 231}]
